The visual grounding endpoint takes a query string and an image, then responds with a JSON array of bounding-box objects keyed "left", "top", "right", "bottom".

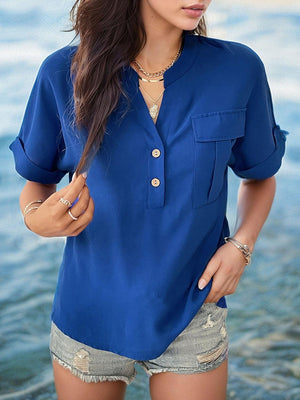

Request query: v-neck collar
[
  {"left": 119, "top": 33, "right": 200, "bottom": 136},
  {"left": 122, "top": 32, "right": 200, "bottom": 93},
  {"left": 163, "top": 32, "right": 200, "bottom": 87}
]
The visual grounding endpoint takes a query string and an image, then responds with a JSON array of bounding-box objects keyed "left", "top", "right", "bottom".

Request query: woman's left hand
[{"left": 198, "top": 242, "right": 248, "bottom": 303}]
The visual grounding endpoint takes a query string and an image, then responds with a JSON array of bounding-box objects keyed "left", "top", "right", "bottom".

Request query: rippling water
[{"left": 1, "top": 1, "right": 299, "bottom": 399}]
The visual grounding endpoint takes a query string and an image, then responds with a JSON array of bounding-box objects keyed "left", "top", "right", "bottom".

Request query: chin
[{"left": 177, "top": 19, "right": 202, "bottom": 32}]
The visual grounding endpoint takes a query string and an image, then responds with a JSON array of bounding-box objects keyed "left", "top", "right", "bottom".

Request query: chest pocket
[{"left": 192, "top": 108, "right": 246, "bottom": 208}]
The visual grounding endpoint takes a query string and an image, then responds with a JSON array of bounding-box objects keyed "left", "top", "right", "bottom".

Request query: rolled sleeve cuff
[
  {"left": 9, "top": 137, "right": 66, "bottom": 184},
  {"left": 231, "top": 124, "right": 288, "bottom": 180}
]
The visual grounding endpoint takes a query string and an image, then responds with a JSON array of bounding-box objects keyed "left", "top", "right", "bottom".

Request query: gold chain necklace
[
  {"left": 139, "top": 84, "right": 165, "bottom": 120},
  {"left": 132, "top": 42, "right": 183, "bottom": 79}
]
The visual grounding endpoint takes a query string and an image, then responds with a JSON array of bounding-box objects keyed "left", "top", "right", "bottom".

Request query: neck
[{"left": 136, "top": 2, "right": 183, "bottom": 71}]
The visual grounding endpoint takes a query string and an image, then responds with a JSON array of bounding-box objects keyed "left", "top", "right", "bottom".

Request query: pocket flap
[{"left": 192, "top": 108, "right": 247, "bottom": 142}]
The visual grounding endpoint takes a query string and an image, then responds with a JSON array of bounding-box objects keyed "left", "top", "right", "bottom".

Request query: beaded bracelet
[{"left": 224, "top": 236, "right": 252, "bottom": 265}]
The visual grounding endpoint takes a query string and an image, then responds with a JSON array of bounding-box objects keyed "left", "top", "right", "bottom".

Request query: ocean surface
[{"left": 0, "top": 1, "right": 299, "bottom": 399}]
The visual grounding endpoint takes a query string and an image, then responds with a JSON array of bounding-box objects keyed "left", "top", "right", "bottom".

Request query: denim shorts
[{"left": 49, "top": 302, "right": 228, "bottom": 385}]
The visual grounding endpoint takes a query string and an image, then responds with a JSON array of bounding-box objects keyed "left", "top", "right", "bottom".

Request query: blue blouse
[{"left": 10, "top": 32, "right": 287, "bottom": 360}]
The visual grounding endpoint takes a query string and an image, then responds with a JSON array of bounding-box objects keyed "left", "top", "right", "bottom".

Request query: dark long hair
[{"left": 67, "top": 0, "right": 207, "bottom": 173}]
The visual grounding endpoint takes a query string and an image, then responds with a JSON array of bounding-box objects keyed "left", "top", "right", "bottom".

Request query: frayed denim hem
[
  {"left": 50, "top": 352, "right": 136, "bottom": 385},
  {"left": 138, "top": 356, "right": 228, "bottom": 377},
  {"left": 138, "top": 340, "right": 229, "bottom": 377}
]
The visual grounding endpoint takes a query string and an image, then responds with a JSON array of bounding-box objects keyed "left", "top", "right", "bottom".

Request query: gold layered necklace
[
  {"left": 139, "top": 85, "right": 165, "bottom": 120},
  {"left": 132, "top": 42, "right": 183, "bottom": 120},
  {"left": 132, "top": 44, "right": 182, "bottom": 81}
]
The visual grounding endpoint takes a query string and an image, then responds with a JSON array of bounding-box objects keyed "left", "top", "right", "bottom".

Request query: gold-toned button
[
  {"left": 152, "top": 148, "right": 161, "bottom": 158},
  {"left": 151, "top": 178, "right": 160, "bottom": 187}
]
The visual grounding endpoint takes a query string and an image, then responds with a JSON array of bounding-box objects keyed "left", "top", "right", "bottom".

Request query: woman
[{"left": 9, "top": 0, "right": 287, "bottom": 399}]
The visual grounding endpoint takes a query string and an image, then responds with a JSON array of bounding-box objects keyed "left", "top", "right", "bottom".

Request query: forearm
[
  {"left": 233, "top": 176, "right": 276, "bottom": 252},
  {"left": 19, "top": 181, "right": 56, "bottom": 213}
]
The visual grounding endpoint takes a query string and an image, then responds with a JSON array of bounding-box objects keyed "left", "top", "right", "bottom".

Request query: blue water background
[{"left": 0, "top": 1, "right": 299, "bottom": 399}]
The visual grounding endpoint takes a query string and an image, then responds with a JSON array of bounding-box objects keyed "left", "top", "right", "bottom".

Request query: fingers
[
  {"left": 63, "top": 174, "right": 87, "bottom": 204},
  {"left": 63, "top": 185, "right": 92, "bottom": 225},
  {"left": 65, "top": 196, "right": 95, "bottom": 236},
  {"left": 25, "top": 172, "right": 93, "bottom": 238},
  {"left": 53, "top": 174, "right": 87, "bottom": 214},
  {"left": 199, "top": 244, "right": 247, "bottom": 303},
  {"left": 204, "top": 271, "right": 233, "bottom": 303},
  {"left": 52, "top": 173, "right": 93, "bottom": 232},
  {"left": 198, "top": 258, "right": 219, "bottom": 290},
  {"left": 69, "top": 185, "right": 90, "bottom": 218},
  {"left": 52, "top": 172, "right": 80, "bottom": 199}
]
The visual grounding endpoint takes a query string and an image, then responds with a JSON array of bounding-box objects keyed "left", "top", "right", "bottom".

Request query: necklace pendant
[{"left": 149, "top": 104, "right": 159, "bottom": 119}]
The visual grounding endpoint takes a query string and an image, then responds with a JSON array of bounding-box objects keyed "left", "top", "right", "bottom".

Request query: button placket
[
  {"left": 130, "top": 76, "right": 166, "bottom": 209},
  {"left": 147, "top": 146, "right": 165, "bottom": 208}
]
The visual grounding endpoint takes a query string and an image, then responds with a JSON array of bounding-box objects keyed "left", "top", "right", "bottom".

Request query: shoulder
[
  {"left": 191, "top": 34, "right": 266, "bottom": 78},
  {"left": 195, "top": 35, "right": 263, "bottom": 64},
  {"left": 36, "top": 44, "right": 78, "bottom": 83}
]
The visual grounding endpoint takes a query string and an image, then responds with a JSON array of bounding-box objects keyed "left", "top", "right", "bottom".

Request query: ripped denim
[{"left": 49, "top": 302, "right": 228, "bottom": 385}]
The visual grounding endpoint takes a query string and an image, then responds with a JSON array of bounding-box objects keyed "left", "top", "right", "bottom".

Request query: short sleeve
[
  {"left": 9, "top": 58, "right": 67, "bottom": 184},
  {"left": 228, "top": 56, "right": 288, "bottom": 180}
]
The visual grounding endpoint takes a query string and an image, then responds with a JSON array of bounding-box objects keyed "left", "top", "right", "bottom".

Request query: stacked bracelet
[
  {"left": 224, "top": 236, "right": 252, "bottom": 265},
  {"left": 23, "top": 200, "right": 43, "bottom": 217}
]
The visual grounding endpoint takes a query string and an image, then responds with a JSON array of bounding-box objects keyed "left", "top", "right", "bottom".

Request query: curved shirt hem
[{"left": 51, "top": 297, "right": 227, "bottom": 361}]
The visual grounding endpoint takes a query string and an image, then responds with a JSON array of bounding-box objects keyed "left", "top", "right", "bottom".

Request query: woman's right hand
[{"left": 24, "top": 174, "right": 94, "bottom": 237}]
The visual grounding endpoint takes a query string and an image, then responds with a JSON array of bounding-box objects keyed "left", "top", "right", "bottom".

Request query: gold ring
[
  {"left": 68, "top": 209, "right": 78, "bottom": 221},
  {"left": 59, "top": 197, "right": 72, "bottom": 207}
]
